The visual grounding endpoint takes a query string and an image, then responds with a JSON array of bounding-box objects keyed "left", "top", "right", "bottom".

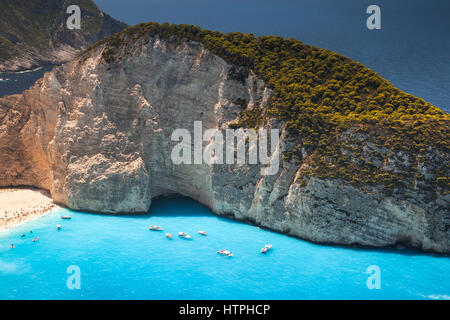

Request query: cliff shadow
[
  {"left": 66, "top": 194, "right": 216, "bottom": 219},
  {"left": 148, "top": 194, "right": 215, "bottom": 218}
]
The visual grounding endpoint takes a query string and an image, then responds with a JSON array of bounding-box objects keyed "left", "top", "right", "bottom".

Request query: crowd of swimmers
[{"left": 9, "top": 218, "right": 66, "bottom": 249}]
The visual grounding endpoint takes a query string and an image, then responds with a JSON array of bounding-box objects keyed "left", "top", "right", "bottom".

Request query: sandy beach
[{"left": 0, "top": 188, "right": 59, "bottom": 230}]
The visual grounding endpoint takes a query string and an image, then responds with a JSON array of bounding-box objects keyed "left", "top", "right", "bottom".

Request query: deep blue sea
[
  {"left": 0, "top": 66, "right": 53, "bottom": 97},
  {"left": 1, "top": 196, "right": 449, "bottom": 300},
  {"left": 0, "top": 1, "right": 449, "bottom": 300}
]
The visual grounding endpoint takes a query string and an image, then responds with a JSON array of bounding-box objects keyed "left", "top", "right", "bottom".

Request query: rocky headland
[{"left": 0, "top": 23, "right": 448, "bottom": 253}]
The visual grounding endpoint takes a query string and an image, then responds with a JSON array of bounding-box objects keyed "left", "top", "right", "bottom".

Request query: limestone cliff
[{"left": 0, "top": 24, "right": 448, "bottom": 254}]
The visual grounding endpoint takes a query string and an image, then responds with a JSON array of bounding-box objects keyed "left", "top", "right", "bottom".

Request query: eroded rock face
[{"left": 0, "top": 37, "right": 448, "bottom": 253}]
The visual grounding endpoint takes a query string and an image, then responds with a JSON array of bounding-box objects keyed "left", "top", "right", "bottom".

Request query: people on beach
[{"left": 0, "top": 203, "right": 57, "bottom": 230}]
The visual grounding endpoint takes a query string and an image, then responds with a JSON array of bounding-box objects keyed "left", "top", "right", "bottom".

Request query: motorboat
[
  {"left": 178, "top": 232, "right": 192, "bottom": 239},
  {"left": 149, "top": 225, "right": 163, "bottom": 231},
  {"left": 198, "top": 230, "right": 207, "bottom": 236},
  {"left": 165, "top": 233, "right": 173, "bottom": 239},
  {"left": 217, "top": 249, "right": 233, "bottom": 257},
  {"left": 61, "top": 216, "right": 71, "bottom": 220},
  {"left": 261, "top": 244, "right": 272, "bottom": 254}
]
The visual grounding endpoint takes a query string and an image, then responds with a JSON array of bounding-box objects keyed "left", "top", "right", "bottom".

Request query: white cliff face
[{"left": 0, "top": 36, "right": 448, "bottom": 253}]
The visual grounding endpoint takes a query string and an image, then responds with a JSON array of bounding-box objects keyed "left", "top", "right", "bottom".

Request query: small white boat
[
  {"left": 178, "top": 232, "right": 192, "bottom": 239},
  {"left": 56, "top": 225, "right": 61, "bottom": 230},
  {"left": 165, "top": 233, "right": 173, "bottom": 239},
  {"left": 149, "top": 225, "right": 163, "bottom": 231},
  {"left": 217, "top": 249, "right": 233, "bottom": 257},
  {"left": 198, "top": 230, "right": 207, "bottom": 236},
  {"left": 61, "top": 216, "right": 71, "bottom": 220},
  {"left": 261, "top": 244, "right": 272, "bottom": 254}
]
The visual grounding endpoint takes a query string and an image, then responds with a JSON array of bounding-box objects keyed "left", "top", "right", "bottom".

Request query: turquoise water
[{"left": 0, "top": 196, "right": 449, "bottom": 300}]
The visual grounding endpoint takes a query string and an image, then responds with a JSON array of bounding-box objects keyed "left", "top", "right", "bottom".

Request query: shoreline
[
  {"left": 0, "top": 206, "right": 60, "bottom": 233},
  {"left": 0, "top": 65, "right": 45, "bottom": 75},
  {"left": 0, "top": 188, "right": 60, "bottom": 231},
  {"left": 7, "top": 66, "right": 43, "bottom": 74}
]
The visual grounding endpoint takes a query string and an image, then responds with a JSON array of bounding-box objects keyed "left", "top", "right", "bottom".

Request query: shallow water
[{"left": 0, "top": 196, "right": 449, "bottom": 300}]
